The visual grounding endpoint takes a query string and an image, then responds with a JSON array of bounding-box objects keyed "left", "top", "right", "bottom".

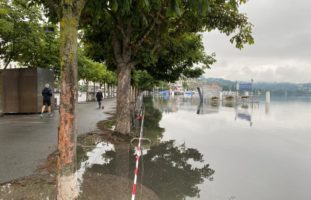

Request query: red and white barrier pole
[{"left": 131, "top": 110, "right": 144, "bottom": 200}]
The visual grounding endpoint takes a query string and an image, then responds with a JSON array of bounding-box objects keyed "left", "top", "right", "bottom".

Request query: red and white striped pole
[{"left": 131, "top": 110, "right": 144, "bottom": 200}]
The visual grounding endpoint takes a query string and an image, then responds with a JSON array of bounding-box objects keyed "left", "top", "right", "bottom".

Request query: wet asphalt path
[{"left": 0, "top": 99, "right": 115, "bottom": 183}]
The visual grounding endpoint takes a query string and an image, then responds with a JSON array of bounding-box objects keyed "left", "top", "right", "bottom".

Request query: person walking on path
[
  {"left": 40, "top": 83, "right": 53, "bottom": 118},
  {"left": 96, "top": 89, "right": 104, "bottom": 109}
]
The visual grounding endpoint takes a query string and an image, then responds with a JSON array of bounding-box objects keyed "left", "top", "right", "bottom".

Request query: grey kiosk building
[{"left": 0, "top": 68, "right": 54, "bottom": 115}]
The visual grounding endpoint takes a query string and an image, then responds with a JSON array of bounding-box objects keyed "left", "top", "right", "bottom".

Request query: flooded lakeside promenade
[
  {"left": 0, "top": 99, "right": 116, "bottom": 183},
  {"left": 1, "top": 95, "right": 311, "bottom": 199}
]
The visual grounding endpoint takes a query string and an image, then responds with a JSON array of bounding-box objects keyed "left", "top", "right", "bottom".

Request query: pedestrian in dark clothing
[
  {"left": 96, "top": 89, "right": 104, "bottom": 109},
  {"left": 41, "top": 83, "right": 53, "bottom": 118}
]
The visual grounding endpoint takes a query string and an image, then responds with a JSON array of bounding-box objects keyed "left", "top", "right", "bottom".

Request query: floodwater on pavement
[
  {"left": 1, "top": 95, "right": 311, "bottom": 200},
  {"left": 75, "top": 97, "right": 215, "bottom": 200}
]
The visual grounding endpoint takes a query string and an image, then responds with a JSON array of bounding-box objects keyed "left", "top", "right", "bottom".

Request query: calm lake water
[
  {"left": 151, "top": 95, "right": 311, "bottom": 200},
  {"left": 1, "top": 95, "right": 310, "bottom": 200}
]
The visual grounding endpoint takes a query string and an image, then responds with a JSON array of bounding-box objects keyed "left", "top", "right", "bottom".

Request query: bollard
[{"left": 266, "top": 91, "right": 270, "bottom": 104}]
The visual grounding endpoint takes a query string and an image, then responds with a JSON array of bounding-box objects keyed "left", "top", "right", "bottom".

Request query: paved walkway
[{"left": 0, "top": 98, "right": 116, "bottom": 183}]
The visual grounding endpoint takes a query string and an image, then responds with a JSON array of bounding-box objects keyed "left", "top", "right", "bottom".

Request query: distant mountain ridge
[{"left": 200, "top": 77, "right": 311, "bottom": 92}]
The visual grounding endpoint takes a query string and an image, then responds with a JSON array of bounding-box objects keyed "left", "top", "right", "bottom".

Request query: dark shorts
[{"left": 43, "top": 99, "right": 51, "bottom": 106}]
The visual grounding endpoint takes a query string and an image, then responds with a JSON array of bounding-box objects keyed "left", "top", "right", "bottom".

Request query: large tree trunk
[
  {"left": 0, "top": 71, "right": 3, "bottom": 116},
  {"left": 75, "top": 82, "right": 79, "bottom": 103},
  {"left": 108, "top": 84, "right": 111, "bottom": 97},
  {"left": 103, "top": 82, "right": 106, "bottom": 98},
  {"left": 115, "top": 63, "right": 132, "bottom": 134},
  {"left": 93, "top": 82, "right": 96, "bottom": 101},
  {"left": 57, "top": 0, "right": 84, "bottom": 198},
  {"left": 108, "top": 84, "right": 112, "bottom": 97},
  {"left": 85, "top": 80, "right": 89, "bottom": 101},
  {"left": 112, "top": 26, "right": 134, "bottom": 135},
  {"left": 113, "top": 85, "right": 116, "bottom": 97}
]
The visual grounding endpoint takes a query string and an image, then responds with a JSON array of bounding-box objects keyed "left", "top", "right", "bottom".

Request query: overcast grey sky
[{"left": 202, "top": 0, "right": 311, "bottom": 83}]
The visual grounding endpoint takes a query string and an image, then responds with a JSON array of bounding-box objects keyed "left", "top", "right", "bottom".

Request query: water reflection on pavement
[
  {"left": 0, "top": 97, "right": 214, "bottom": 200},
  {"left": 75, "top": 97, "right": 214, "bottom": 200},
  {"left": 4, "top": 95, "right": 309, "bottom": 200}
]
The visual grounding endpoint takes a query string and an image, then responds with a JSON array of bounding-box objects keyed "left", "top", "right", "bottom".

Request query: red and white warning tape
[
  {"left": 131, "top": 146, "right": 141, "bottom": 200},
  {"left": 131, "top": 111, "right": 144, "bottom": 200}
]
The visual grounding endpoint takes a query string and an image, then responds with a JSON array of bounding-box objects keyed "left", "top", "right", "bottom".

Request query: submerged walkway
[{"left": 0, "top": 99, "right": 116, "bottom": 183}]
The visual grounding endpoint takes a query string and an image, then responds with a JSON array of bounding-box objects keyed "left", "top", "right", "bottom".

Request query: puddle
[{"left": 0, "top": 97, "right": 214, "bottom": 200}]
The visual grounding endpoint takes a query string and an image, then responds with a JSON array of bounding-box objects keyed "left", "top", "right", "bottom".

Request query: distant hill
[
  {"left": 200, "top": 77, "right": 235, "bottom": 90},
  {"left": 199, "top": 77, "right": 311, "bottom": 95}
]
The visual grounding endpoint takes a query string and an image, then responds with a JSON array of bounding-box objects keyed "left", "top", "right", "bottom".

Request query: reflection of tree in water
[
  {"left": 77, "top": 140, "right": 214, "bottom": 200},
  {"left": 76, "top": 97, "right": 214, "bottom": 199},
  {"left": 144, "top": 97, "right": 165, "bottom": 143},
  {"left": 153, "top": 96, "right": 180, "bottom": 113},
  {"left": 141, "top": 97, "right": 214, "bottom": 199},
  {"left": 140, "top": 141, "right": 214, "bottom": 200},
  {"left": 222, "top": 101, "right": 235, "bottom": 108}
]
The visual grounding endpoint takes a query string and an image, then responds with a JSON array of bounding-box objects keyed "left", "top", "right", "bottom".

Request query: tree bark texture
[
  {"left": 111, "top": 84, "right": 113, "bottom": 97},
  {"left": 93, "top": 82, "right": 95, "bottom": 101},
  {"left": 107, "top": 84, "right": 110, "bottom": 98},
  {"left": 108, "top": 85, "right": 112, "bottom": 98},
  {"left": 58, "top": 6, "right": 78, "bottom": 178},
  {"left": 57, "top": 0, "right": 85, "bottom": 198},
  {"left": 75, "top": 83, "right": 79, "bottom": 103},
  {"left": 85, "top": 80, "right": 89, "bottom": 101},
  {"left": 103, "top": 82, "right": 106, "bottom": 98},
  {"left": 130, "top": 86, "right": 133, "bottom": 102},
  {"left": 115, "top": 63, "right": 132, "bottom": 134},
  {"left": 113, "top": 28, "right": 133, "bottom": 135},
  {"left": 0, "top": 71, "right": 3, "bottom": 116}
]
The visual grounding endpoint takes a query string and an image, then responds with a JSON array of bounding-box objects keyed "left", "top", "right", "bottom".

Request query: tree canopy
[
  {"left": 0, "top": 0, "right": 59, "bottom": 69},
  {"left": 23, "top": 0, "right": 254, "bottom": 135},
  {"left": 136, "top": 32, "right": 216, "bottom": 83},
  {"left": 79, "top": 0, "right": 254, "bottom": 134},
  {"left": 81, "top": 0, "right": 253, "bottom": 72},
  {"left": 78, "top": 53, "right": 116, "bottom": 85}
]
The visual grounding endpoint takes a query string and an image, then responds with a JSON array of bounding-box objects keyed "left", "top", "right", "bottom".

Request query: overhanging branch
[
  {"left": 74, "top": 0, "right": 87, "bottom": 16},
  {"left": 134, "top": 20, "right": 156, "bottom": 50}
]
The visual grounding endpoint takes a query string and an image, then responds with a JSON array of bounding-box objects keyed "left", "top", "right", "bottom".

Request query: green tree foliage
[
  {"left": 81, "top": 0, "right": 253, "bottom": 72},
  {"left": 0, "top": 0, "right": 59, "bottom": 70},
  {"left": 132, "top": 70, "right": 157, "bottom": 91},
  {"left": 157, "top": 81, "right": 170, "bottom": 90},
  {"left": 142, "top": 97, "right": 165, "bottom": 142},
  {"left": 142, "top": 140, "right": 214, "bottom": 199},
  {"left": 78, "top": 54, "right": 116, "bottom": 84},
  {"left": 80, "top": 0, "right": 254, "bottom": 134},
  {"left": 136, "top": 33, "right": 216, "bottom": 83}
]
